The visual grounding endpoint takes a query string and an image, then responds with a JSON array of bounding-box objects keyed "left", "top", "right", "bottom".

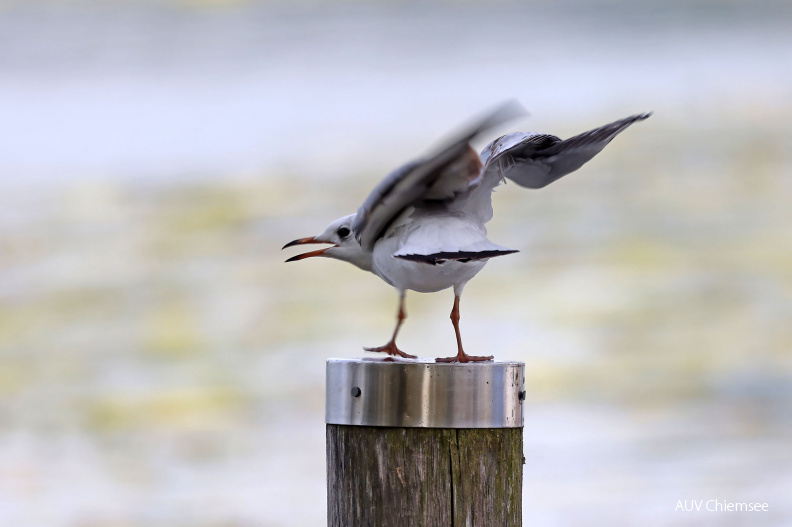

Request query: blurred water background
[{"left": 1, "top": 0, "right": 791, "bottom": 525}]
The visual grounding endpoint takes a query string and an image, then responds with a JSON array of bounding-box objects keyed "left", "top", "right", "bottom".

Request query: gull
[{"left": 283, "top": 103, "right": 650, "bottom": 363}]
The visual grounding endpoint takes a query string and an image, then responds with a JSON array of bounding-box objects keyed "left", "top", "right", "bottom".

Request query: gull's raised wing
[
  {"left": 351, "top": 101, "right": 527, "bottom": 252},
  {"left": 459, "top": 113, "right": 652, "bottom": 223}
]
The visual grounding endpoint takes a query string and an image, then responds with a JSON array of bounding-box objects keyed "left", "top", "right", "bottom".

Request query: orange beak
[{"left": 282, "top": 237, "right": 338, "bottom": 262}]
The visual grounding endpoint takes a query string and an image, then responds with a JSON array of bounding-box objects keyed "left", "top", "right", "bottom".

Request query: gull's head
[{"left": 282, "top": 213, "right": 372, "bottom": 271}]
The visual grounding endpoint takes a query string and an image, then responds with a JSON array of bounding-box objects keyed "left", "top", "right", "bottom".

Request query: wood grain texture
[{"left": 327, "top": 425, "right": 522, "bottom": 527}]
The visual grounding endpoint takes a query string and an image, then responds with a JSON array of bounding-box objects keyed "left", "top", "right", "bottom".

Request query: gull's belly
[{"left": 372, "top": 248, "right": 487, "bottom": 293}]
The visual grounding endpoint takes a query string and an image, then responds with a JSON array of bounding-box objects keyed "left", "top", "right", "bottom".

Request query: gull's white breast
[{"left": 370, "top": 211, "right": 510, "bottom": 294}]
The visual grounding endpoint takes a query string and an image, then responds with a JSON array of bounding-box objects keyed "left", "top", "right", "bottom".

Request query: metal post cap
[{"left": 326, "top": 358, "right": 525, "bottom": 428}]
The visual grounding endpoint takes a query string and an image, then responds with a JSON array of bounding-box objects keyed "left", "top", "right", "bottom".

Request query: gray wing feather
[
  {"left": 352, "top": 101, "right": 527, "bottom": 251},
  {"left": 490, "top": 113, "right": 652, "bottom": 190},
  {"left": 453, "top": 132, "right": 560, "bottom": 223},
  {"left": 460, "top": 112, "right": 651, "bottom": 223}
]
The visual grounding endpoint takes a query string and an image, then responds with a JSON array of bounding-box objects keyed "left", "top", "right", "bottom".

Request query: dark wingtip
[
  {"left": 464, "top": 100, "right": 530, "bottom": 141},
  {"left": 484, "top": 99, "right": 531, "bottom": 127},
  {"left": 394, "top": 249, "right": 519, "bottom": 265}
]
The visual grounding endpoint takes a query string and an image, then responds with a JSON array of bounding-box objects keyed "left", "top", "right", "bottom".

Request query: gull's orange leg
[
  {"left": 364, "top": 293, "right": 417, "bottom": 359},
  {"left": 436, "top": 295, "right": 493, "bottom": 363}
]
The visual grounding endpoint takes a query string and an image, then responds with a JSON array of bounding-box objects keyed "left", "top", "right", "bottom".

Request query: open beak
[{"left": 282, "top": 237, "right": 338, "bottom": 262}]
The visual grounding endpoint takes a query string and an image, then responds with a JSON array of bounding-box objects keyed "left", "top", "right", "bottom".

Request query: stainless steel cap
[{"left": 326, "top": 358, "right": 525, "bottom": 428}]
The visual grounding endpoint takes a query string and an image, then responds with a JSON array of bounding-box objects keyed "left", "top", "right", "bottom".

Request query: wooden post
[{"left": 326, "top": 359, "right": 525, "bottom": 527}]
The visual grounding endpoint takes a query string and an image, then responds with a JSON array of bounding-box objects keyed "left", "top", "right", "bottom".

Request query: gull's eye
[{"left": 337, "top": 227, "right": 351, "bottom": 239}]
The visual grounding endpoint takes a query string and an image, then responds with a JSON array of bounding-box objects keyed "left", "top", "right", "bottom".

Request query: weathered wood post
[{"left": 326, "top": 358, "right": 525, "bottom": 526}]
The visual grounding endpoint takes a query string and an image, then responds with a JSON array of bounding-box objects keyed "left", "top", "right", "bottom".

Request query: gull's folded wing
[{"left": 351, "top": 101, "right": 527, "bottom": 252}]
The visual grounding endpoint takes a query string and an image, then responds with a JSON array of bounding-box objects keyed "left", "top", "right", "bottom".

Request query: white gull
[{"left": 284, "top": 103, "right": 650, "bottom": 362}]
